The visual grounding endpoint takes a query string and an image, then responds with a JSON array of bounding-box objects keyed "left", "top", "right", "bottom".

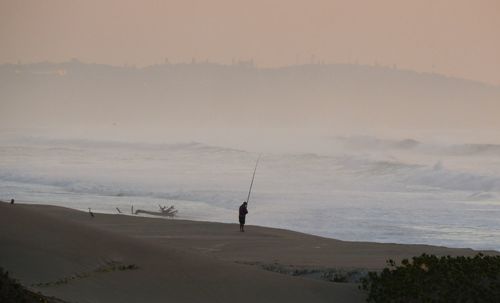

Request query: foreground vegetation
[
  {"left": 0, "top": 267, "right": 67, "bottom": 303},
  {"left": 361, "top": 253, "right": 500, "bottom": 302}
]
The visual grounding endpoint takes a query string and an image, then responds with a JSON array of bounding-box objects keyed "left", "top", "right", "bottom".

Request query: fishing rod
[{"left": 246, "top": 154, "right": 261, "bottom": 205}]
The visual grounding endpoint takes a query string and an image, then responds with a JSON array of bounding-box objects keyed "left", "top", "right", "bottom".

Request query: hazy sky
[{"left": 1, "top": 0, "right": 499, "bottom": 85}]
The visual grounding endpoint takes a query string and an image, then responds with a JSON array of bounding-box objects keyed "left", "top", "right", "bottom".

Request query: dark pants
[{"left": 239, "top": 216, "right": 246, "bottom": 231}]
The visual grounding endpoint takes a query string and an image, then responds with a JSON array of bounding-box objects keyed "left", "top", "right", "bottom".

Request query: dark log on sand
[{"left": 134, "top": 205, "right": 177, "bottom": 218}]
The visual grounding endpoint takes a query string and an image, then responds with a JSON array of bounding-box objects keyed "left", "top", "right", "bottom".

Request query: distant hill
[{"left": 1, "top": 61, "right": 499, "bottom": 134}]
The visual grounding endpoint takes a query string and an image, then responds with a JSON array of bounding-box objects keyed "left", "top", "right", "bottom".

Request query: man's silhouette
[{"left": 239, "top": 202, "right": 248, "bottom": 232}]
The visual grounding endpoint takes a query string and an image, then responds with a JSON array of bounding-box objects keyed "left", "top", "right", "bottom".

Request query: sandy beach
[{"left": 1, "top": 202, "right": 495, "bottom": 303}]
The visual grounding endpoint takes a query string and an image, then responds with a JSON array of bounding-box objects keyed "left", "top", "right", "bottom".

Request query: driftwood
[{"left": 134, "top": 204, "right": 177, "bottom": 218}]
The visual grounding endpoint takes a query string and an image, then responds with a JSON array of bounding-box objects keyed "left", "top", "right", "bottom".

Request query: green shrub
[
  {"left": 0, "top": 267, "right": 28, "bottom": 303},
  {"left": 360, "top": 253, "right": 500, "bottom": 303},
  {"left": 0, "top": 267, "right": 68, "bottom": 303}
]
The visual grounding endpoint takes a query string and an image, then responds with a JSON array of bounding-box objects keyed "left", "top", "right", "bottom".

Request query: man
[{"left": 239, "top": 201, "right": 248, "bottom": 232}]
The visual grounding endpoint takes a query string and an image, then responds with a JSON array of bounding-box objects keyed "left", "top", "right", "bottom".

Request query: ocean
[{"left": 1, "top": 135, "right": 500, "bottom": 251}]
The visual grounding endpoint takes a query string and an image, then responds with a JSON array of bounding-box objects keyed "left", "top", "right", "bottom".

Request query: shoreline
[
  {"left": 7, "top": 199, "right": 500, "bottom": 253},
  {"left": 1, "top": 202, "right": 496, "bottom": 303}
]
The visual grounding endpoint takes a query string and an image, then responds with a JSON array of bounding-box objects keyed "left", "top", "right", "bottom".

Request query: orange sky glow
[{"left": 1, "top": 0, "right": 499, "bottom": 85}]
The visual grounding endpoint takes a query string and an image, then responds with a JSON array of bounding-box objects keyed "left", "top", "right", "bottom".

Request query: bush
[
  {"left": 0, "top": 267, "right": 68, "bottom": 303},
  {"left": 0, "top": 267, "right": 29, "bottom": 303},
  {"left": 360, "top": 253, "right": 500, "bottom": 303}
]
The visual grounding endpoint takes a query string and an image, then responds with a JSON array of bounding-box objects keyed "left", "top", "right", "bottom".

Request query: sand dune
[{"left": 1, "top": 203, "right": 494, "bottom": 302}]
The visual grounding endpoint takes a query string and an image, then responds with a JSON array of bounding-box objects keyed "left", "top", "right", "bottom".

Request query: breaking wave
[{"left": 1, "top": 139, "right": 500, "bottom": 201}]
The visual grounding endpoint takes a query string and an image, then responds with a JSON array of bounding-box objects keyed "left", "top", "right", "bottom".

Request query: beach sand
[{"left": 1, "top": 202, "right": 494, "bottom": 303}]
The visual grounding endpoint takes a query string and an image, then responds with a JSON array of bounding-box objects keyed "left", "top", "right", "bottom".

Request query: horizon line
[{"left": 2, "top": 58, "right": 498, "bottom": 88}]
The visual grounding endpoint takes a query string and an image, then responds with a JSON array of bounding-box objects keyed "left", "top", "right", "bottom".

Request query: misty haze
[
  {"left": 2, "top": 1, "right": 500, "bottom": 302},
  {"left": 2, "top": 59, "right": 500, "bottom": 247},
  {"left": 2, "top": 60, "right": 500, "bottom": 144}
]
